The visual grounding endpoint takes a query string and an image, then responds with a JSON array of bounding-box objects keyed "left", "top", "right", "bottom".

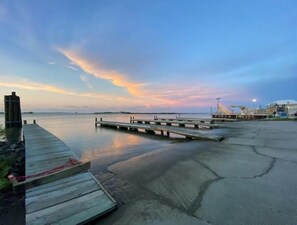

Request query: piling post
[
  {"left": 100, "top": 117, "right": 102, "bottom": 121},
  {"left": 33, "top": 120, "right": 36, "bottom": 124},
  {"left": 23, "top": 120, "right": 27, "bottom": 125},
  {"left": 4, "top": 92, "right": 22, "bottom": 128}
]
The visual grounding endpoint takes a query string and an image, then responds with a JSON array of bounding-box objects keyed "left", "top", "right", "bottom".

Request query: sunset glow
[{"left": 0, "top": 1, "right": 296, "bottom": 112}]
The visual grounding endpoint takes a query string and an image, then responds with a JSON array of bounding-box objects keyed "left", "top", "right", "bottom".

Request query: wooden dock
[
  {"left": 130, "top": 118, "right": 232, "bottom": 129},
  {"left": 96, "top": 120, "right": 224, "bottom": 142},
  {"left": 212, "top": 114, "right": 267, "bottom": 120},
  {"left": 176, "top": 117, "right": 238, "bottom": 122},
  {"left": 23, "top": 124, "right": 117, "bottom": 225}
]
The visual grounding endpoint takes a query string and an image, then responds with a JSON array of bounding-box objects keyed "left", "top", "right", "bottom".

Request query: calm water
[{"left": 0, "top": 113, "right": 212, "bottom": 175}]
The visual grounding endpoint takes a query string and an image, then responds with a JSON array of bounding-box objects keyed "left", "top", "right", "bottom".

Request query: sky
[{"left": 0, "top": 0, "right": 296, "bottom": 112}]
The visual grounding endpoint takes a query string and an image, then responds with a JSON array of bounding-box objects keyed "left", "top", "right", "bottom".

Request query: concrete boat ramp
[
  {"left": 20, "top": 124, "right": 117, "bottom": 225},
  {"left": 96, "top": 120, "right": 224, "bottom": 142}
]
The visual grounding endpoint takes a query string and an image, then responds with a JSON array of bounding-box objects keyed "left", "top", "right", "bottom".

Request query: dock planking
[
  {"left": 130, "top": 118, "right": 233, "bottom": 129},
  {"left": 23, "top": 124, "right": 117, "bottom": 225},
  {"left": 96, "top": 120, "right": 224, "bottom": 141},
  {"left": 163, "top": 117, "right": 238, "bottom": 122}
]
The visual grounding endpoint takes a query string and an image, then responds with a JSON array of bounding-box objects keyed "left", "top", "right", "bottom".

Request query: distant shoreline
[{"left": 0, "top": 112, "right": 209, "bottom": 115}]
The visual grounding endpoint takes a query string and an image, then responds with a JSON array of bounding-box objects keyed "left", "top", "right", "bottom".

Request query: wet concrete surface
[{"left": 95, "top": 121, "right": 297, "bottom": 225}]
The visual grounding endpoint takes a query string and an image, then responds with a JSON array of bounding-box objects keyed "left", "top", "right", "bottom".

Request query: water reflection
[
  {"left": 80, "top": 132, "right": 142, "bottom": 162},
  {"left": 0, "top": 113, "right": 211, "bottom": 174}
]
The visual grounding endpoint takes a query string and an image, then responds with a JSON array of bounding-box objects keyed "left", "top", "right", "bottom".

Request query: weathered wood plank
[
  {"left": 130, "top": 118, "right": 233, "bottom": 128},
  {"left": 26, "top": 157, "right": 75, "bottom": 176},
  {"left": 26, "top": 179, "right": 99, "bottom": 213},
  {"left": 26, "top": 173, "right": 93, "bottom": 197},
  {"left": 151, "top": 125, "right": 224, "bottom": 142},
  {"left": 26, "top": 190, "right": 105, "bottom": 225},
  {"left": 27, "top": 151, "right": 74, "bottom": 162},
  {"left": 15, "top": 161, "right": 90, "bottom": 191},
  {"left": 23, "top": 124, "right": 117, "bottom": 224},
  {"left": 96, "top": 120, "right": 224, "bottom": 141},
  {"left": 54, "top": 196, "right": 116, "bottom": 225}
]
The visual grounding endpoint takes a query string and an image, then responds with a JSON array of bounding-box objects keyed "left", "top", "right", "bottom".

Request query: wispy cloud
[
  {"left": 67, "top": 65, "right": 78, "bottom": 71},
  {"left": 58, "top": 48, "right": 240, "bottom": 108},
  {"left": 48, "top": 61, "right": 56, "bottom": 65},
  {"left": 58, "top": 49, "right": 146, "bottom": 96},
  {"left": 0, "top": 76, "right": 110, "bottom": 100},
  {"left": 80, "top": 75, "right": 93, "bottom": 89}
]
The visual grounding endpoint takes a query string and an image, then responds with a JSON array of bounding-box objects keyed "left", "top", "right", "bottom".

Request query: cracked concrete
[
  {"left": 195, "top": 160, "right": 297, "bottom": 225},
  {"left": 95, "top": 120, "right": 297, "bottom": 225}
]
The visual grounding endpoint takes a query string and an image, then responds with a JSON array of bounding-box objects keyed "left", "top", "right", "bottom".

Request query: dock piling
[{"left": 4, "top": 92, "right": 22, "bottom": 128}]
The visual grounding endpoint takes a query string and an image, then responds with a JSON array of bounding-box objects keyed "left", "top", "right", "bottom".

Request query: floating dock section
[
  {"left": 96, "top": 120, "right": 224, "bottom": 142},
  {"left": 22, "top": 124, "right": 117, "bottom": 225}
]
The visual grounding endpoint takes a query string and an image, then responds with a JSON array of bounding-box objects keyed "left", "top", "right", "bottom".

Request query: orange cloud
[
  {"left": 59, "top": 49, "right": 146, "bottom": 96},
  {"left": 58, "top": 49, "right": 240, "bottom": 109}
]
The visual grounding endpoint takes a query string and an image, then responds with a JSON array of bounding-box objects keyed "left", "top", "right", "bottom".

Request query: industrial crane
[{"left": 230, "top": 105, "right": 247, "bottom": 115}]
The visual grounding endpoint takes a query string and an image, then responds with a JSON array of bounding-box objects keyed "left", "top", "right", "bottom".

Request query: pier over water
[{"left": 21, "top": 123, "right": 116, "bottom": 225}]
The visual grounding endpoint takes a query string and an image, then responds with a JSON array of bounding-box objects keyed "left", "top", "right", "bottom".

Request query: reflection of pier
[
  {"left": 20, "top": 124, "right": 117, "bottom": 225},
  {"left": 95, "top": 120, "right": 224, "bottom": 142}
]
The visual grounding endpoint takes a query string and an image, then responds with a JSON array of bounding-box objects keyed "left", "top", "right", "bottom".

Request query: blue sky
[{"left": 0, "top": 0, "right": 296, "bottom": 112}]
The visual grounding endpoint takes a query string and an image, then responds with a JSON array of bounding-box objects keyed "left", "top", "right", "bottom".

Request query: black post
[{"left": 4, "top": 92, "right": 22, "bottom": 128}]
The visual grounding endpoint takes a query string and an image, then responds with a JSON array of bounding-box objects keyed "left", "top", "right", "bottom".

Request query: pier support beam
[
  {"left": 130, "top": 128, "right": 138, "bottom": 132},
  {"left": 145, "top": 130, "right": 155, "bottom": 135}
]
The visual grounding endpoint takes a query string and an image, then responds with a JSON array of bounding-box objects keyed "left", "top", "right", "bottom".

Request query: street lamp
[{"left": 252, "top": 99, "right": 257, "bottom": 114}]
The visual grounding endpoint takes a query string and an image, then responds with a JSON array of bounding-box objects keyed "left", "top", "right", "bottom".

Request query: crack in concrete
[
  {"left": 188, "top": 177, "right": 223, "bottom": 215},
  {"left": 146, "top": 187, "right": 215, "bottom": 225},
  {"left": 194, "top": 159, "right": 223, "bottom": 178},
  {"left": 103, "top": 168, "right": 216, "bottom": 224},
  {"left": 250, "top": 157, "right": 276, "bottom": 179},
  {"left": 252, "top": 146, "right": 297, "bottom": 164},
  {"left": 223, "top": 146, "right": 277, "bottom": 180},
  {"left": 185, "top": 159, "right": 225, "bottom": 218}
]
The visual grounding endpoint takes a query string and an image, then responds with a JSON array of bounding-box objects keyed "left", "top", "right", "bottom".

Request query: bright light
[{"left": 252, "top": 99, "right": 257, "bottom": 102}]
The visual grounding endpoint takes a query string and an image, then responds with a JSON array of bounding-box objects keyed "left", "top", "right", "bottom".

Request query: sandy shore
[{"left": 95, "top": 121, "right": 297, "bottom": 225}]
